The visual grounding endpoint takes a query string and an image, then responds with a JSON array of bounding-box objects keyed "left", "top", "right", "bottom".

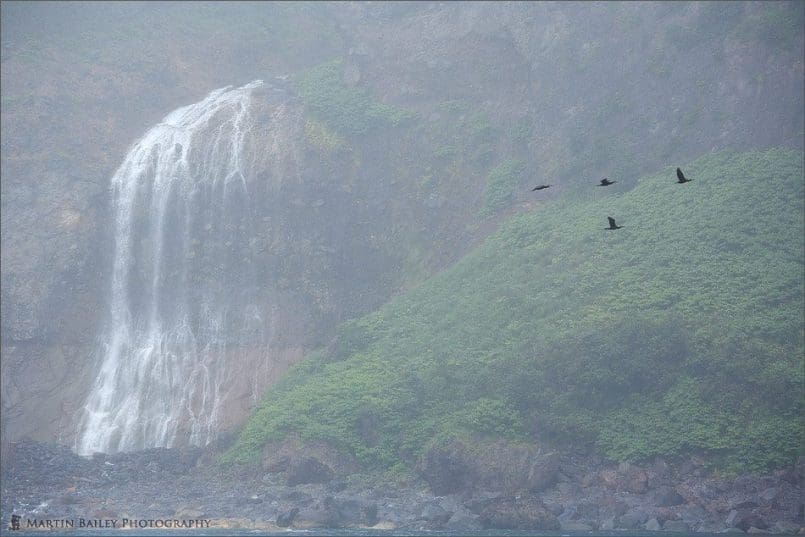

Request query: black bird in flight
[
  {"left": 531, "top": 184, "right": 551, "bottom": 191},
  {"left": 606, "top": 216, "right": 623, "bottom": 230},
  {"left": 597, "top": 178, "right": 616, "bottom": 186},
  {"left": 676, "top": 168, "right": 692, "bottom": 183}
]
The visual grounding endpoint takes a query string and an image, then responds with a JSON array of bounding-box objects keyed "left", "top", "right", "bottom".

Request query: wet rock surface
[
  {"left": 477, "top": 495, "right": 560, "bottom": 530},
  {"left": 285, "top": 457, "right": 335, "bottom": 486},
  {"left": 1, "top": 439, "right": 803, "bottom": 533}
]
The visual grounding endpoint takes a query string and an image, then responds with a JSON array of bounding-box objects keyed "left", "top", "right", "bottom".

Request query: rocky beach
[{"left": 2, "top": 439, "right": 802, "bottom": 534}]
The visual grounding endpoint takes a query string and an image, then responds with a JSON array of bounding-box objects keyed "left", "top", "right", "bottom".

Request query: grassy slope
[{"left": 224, "top": 149, "right": 804, "bottom": 473}]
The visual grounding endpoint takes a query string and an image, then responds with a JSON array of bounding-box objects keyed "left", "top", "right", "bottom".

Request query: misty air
[{"left": 1, "top": 2, "right": 803, "bottom": 536}]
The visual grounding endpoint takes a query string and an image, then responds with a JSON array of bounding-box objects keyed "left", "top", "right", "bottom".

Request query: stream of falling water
[{"left": 76, "top": 81, "right": 269, "bottom": 455}]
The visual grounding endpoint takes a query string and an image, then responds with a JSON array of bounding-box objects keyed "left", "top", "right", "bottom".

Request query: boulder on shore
[{"left": 477, "top": 495, "right": 560, "bottom": 530}]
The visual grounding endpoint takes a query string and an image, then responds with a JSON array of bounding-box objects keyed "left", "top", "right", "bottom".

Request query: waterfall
[{"left": 76, "top": 81, "right": 273, "bottom": 455}]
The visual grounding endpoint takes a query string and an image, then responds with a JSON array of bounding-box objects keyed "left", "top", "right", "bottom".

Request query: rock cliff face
[{"left": 1, "top": 2, "right": 802, "bottom": 451}]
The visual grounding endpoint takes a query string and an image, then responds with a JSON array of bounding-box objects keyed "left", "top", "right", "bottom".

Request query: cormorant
[
  {"left": 597, "top": 178, "right": 616, "bottom": 186},
  {"left": 531, "top": 184, "right": 551, "bottom": 191},
  {"left": 676, "top": 168, "right": 692, "bottom": 183},
  {"left": 606, "top": 216, "right": 622, "bottom": 230}
]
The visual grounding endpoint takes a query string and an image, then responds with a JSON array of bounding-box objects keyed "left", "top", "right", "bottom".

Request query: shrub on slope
[{"left": 224, "top": 149, "right": 803, "bottom": 473}]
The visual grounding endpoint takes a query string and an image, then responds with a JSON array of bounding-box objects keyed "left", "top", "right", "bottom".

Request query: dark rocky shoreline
[{"left": 1, "top": 439, "right": 802, "bottom": 534}]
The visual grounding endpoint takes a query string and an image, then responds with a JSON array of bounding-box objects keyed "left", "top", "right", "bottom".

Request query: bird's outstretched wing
[
  {"left": 676, "top": 168, "right": 689, "bottom": 182},
  {"left": 608, "top": 216, "right": 617, "bottom": 228}
]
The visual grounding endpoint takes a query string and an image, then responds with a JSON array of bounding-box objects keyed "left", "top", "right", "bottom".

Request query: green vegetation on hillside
[
  {"left": 294, "top": 59, "right": 412, "bottom": 137},
  {"left": 224, "top": 149, "right": 803, "bottom": 474},
  {"left": 482, "top": 159, "right": 526, "bottom": 216}
]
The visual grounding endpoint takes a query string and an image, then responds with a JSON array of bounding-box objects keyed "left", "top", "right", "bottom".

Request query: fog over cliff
[{"left": 1, "top": 2, "right": 803, "bottom": 534}]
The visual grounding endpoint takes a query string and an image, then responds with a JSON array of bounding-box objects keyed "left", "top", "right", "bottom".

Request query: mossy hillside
[
  {"left": 224, "top": 149, "right": 804, "bottom": 473},
  {"left": 294, "top": 59, "right": 412, "bottom": 138},
  {"left": 481, "top": 159, "right": 526, "bottom": 217}
]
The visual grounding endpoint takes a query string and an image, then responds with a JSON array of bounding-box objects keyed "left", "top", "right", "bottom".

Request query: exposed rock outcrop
[
  {"left": 261, "top": 435, "right": 358, "bottom": 484},
  {"left": 476, "top": 495, "right": 560, "bottom": 530},
  {"left": 419, "top": 437, "right": 559, "bottom": 495}
]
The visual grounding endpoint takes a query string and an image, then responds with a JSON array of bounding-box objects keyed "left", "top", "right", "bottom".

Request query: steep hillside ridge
[
  {"left": 227, "top": 149, "right": 804, "bottom": 473},
  {"left": 1, "top": 2, "right": 802, "bottom": 448},
  {"left": 4, "top": 2, "right": 801, "bottom": 347},
  {"left": 345, "top": 2, "right": 804, "bottom": 185}
]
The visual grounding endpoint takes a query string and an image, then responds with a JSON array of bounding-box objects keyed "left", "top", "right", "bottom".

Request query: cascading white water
[{"left": 76, "top": 81, "right": 273, "bottom": 455}]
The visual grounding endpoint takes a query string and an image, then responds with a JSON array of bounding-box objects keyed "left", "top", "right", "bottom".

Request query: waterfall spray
[{"left": 76, "top": 81, "right": 270, "bottom": 455}]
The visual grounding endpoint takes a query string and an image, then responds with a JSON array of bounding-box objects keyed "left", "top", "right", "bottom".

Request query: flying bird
[
  {"left": 597, "top": 178, "right": 616, "bottom": 186},
  {"left": 531, "top": 184, "right": 551, "bottom": 191},
  {"left": 676, "top": 168, "right": 692, "bottom": 183},
  {"left": 606, "top": 216, "right": 622, "bottom": 230}
]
